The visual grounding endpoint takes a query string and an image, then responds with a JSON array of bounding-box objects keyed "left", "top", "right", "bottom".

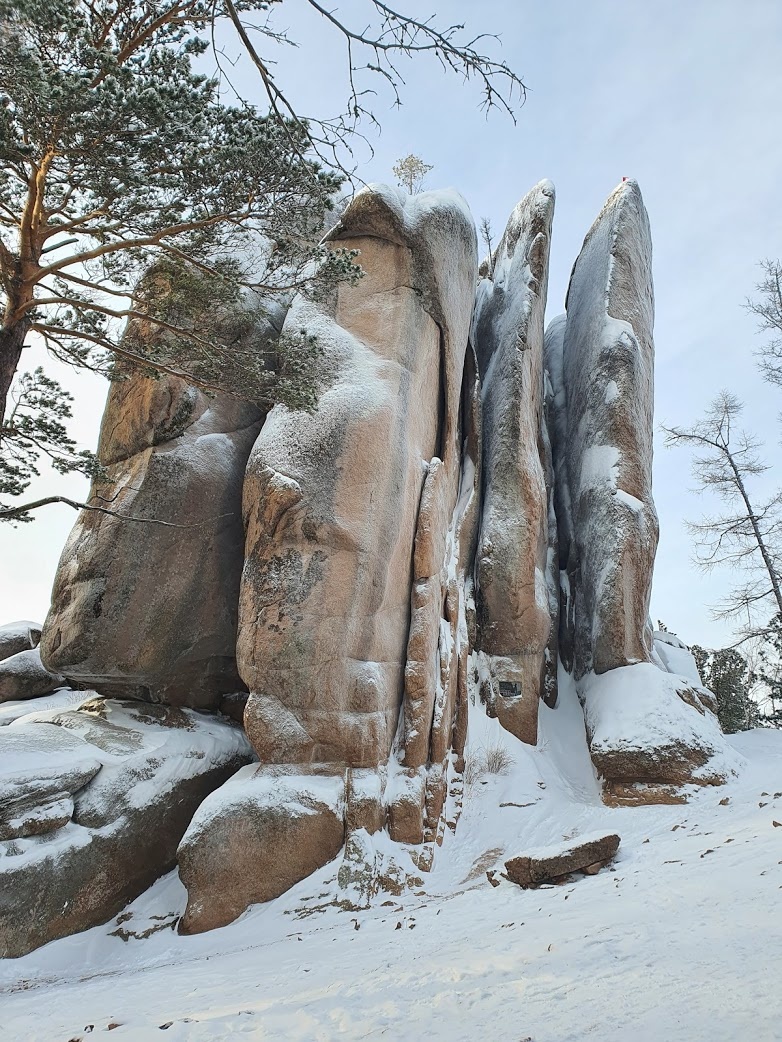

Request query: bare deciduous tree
[
  {"left": 746, "top": 259, "right": 782, "bottom": 390},
  {"left": 479, "top": 217, "right": 495, "bottom": 278},
  {"left": 663, "top": 391, "right": 782, "bottom": 633}
]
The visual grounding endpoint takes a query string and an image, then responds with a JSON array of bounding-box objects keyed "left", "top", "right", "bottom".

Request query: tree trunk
[
  {"left": 726, "top": 449, "right": 782, "bottom": 619},
  {"left": 0, "top": 321, "right": 28, "bottom": 432}
]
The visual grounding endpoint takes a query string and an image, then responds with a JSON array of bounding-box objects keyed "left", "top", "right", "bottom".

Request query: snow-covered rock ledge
[
  {"left": 579, "top": 663, "right": 742, "bottom": 790},
  {"left": 0, "top": 698, "right": 253, "bottom": 958}
]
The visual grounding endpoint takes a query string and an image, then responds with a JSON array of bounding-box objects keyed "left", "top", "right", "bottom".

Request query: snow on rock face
[
  {"left": 238, "top": 184, "right": 477, "bottom": 768},
  {"left": 544, "top": 314, "right": 577, "bottom": 673},
  {"left": 653, "top": 631, "right": 704, "bottom": 686},
  {"left": 178, "top": 766, "right": 345, "bottom": 934},
  {"left": 0, "top": 686, "right": 92, "bottom": 726},
  {"left": 0, "top": 620, "right": 42, "bottom": 662},
  {"left": 0, "top": 647, "right": 64, "bottom": 703},
  {"left": 38, "top": 296, "right": 287, "bottom": 709},
  {"left": 472, "top": 181, "right": 557, "bottom": 745},
  {"left": 553, "top": 180, "right": 659, "bottom": 680},
  {"left": 0, "top": 698, "right": 252, "bottom": 958},
  {"left": 579, "top": 663, "right": 737, "bottom": 787}
]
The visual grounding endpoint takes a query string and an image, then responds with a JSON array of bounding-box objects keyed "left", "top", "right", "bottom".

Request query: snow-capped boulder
[
  {"left": 0, "top": 647, "right": 64, "bottom": 702},
  {"left": 39, "top": 366, "right": 266, "bottom": 709},
  {"left": 0, "top": 724, "right": 102, "bottom": 841},
  {"left": 472, "top": 180, "right": 557, "bottom": 744},
  {"left": 0, "top": 699, "right": 252, "bottom": 957},
  {"left": 238, "top": 185, "right": 477, "bottom": 768},
  {"left": 579, "top": 664, "right": 736, "bottom": 787},
  {"left": 178, "top": 767, "right": 345, "bottom": 934},
  {"left": 553, "top": 180, "right": 659, "bottom": 680},
  {"left": 0, "top": 620, "right": 42, "bottom": 662},
  {"left": 505, "top": 831, "right": 620, "bottom": 886}
]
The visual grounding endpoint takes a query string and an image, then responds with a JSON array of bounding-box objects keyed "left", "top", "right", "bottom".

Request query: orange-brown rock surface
[
  {"left": 238, "top": 185, "right": 477, "bottom": 767},
  {"left": 178, "top": 767, "right": 345, "bottom": 934}
]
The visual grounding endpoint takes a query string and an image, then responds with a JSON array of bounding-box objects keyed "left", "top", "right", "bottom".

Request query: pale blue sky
[{"left": 2, "top": 0, "right": 782, "bottom": 648}]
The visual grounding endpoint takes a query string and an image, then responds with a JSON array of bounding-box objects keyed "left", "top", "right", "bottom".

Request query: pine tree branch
[{"left": 0, "top": 494, "right": 234, "bottom": 526}]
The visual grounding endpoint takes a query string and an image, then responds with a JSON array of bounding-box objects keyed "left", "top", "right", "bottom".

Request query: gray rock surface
[
  {"left": 0, "top": 648, "right": 64, "bottom": 703},
  {"left": 0, "top": 621, "right": 42, "bottom": 662},
  {"left": 472, "top": 181, "right": 557, "bottom": 744},
  {"left": 0, "top": 698, "right": 252, "bottom": 957},
  {"left": 551, "top": 179, "right": 659, "bottom": 679}
]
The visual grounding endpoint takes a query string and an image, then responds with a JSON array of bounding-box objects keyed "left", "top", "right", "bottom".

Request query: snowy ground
[{"left": 2, "top": 677, "right": 781, "bottom": 1042}]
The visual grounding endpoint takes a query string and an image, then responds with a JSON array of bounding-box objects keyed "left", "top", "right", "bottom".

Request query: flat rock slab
[
  {"left": 0, "top": 699, "right": 253, "bottom": 957},
  {"left": 505, "top": 832, "right": 620, "bottom": 886}
]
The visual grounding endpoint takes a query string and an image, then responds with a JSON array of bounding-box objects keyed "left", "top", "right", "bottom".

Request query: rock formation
[
  {"left": 505, "top": 832, "right": 620, "bottom": 886},
  {"left": 472, "top": 179, "right": 558, "bottom": 744},
  {"left": 39, "top": 346, "right": 275, "bottom": 710},
  {"left": 0, "top": 698, "right": 251, "bottom": 956},
  {"left": 546, "top": 180, "right": 658, "bottom": 680},
  {"left": 0, "top": 620, "right": 42, "bottom": 661},
  {"left": 0, "top": 647, "right": 63, "bottom": 702},
  {"left": 1, "top": 177, "right": 739, "bottom": 957},
  {"left": 178, "top": 768, "right": 345, "bottom": 934},
  {"left": 238, "top": 184, "right": 477, "bottom": 768}
]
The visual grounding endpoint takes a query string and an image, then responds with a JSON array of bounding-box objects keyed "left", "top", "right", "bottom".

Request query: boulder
[
  {"left": 345, "top": 768, "right": 385, "bottom": 836},
  {"left": 0, "top": 648, "right": 64, "bottom": 703},
  {"left": 0, "top": 724, "right": 102, "bottom": 841},
  {"left": 0, "top": 620, "right": 42, "bottom": 662},
  {"left": 239, "top": 185, "right": 477, "bottom": 766},
  {"left": 505, "top": 832, "right": 620, "bottom": 886},
  {"left": 0, "top": 698, "right": 252, "bottom": 957},
  {"left": 385, "top": 768, "right": 426, "bottom": 845},
  {"left": 39, "top": 287, "right": 288, "bottom": 710},
  {"left": 553, "top": 180, "right": 659, "bottom": 679},
  {"left": 653, "top": 631, "right": 703, "bottom": 684},
  {"left": 178, "top": 767, "right": 345, "bottom": 934},
  {"left": 472, "top": 181, "right": 557, "bottom": 744},
  {"left": 580, "top": 663, "right": 734, "bottom": 786}
]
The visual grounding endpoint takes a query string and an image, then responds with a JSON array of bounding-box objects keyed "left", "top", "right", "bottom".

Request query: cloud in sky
[{"left": 2, "top": 0, "right": 782, "bottom": 648}]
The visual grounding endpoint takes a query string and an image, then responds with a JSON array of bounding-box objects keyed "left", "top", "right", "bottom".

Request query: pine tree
[{"left": 691, "top": 645, "right": 758, "bottom": 733}]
